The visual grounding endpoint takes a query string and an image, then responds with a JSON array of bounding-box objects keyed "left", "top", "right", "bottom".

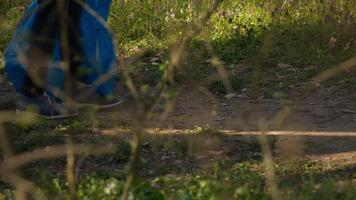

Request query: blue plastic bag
[{"left": 4, "top": 0, "right": 117, "bottom": 96}]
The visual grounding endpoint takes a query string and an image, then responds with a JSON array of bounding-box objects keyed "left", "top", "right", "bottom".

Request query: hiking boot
[
  {"left": 75, "top": 92, "right": 124, "bottom": 109},
  {"left": 16, "top": 94, "right": 79, "bottom": 119}
]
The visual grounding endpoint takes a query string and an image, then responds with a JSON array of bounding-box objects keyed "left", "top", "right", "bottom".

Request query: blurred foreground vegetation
[
  {"left": 0, "top": 0, "right": 356, "bottom": 199},
  {"left": 0, "top": 118, "right": 355, "bottom": 200}
]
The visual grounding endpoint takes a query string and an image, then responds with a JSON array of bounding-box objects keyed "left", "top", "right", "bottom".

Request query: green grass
[
  {"left": 110, "top": 0, "right": 356, "bottom": 96},
  {"left": 0, "top": 115, "right": 355, "bottom": 199},
  {"left": 1, "top": 115, "right": 354, "bottom": 200},
  {"left": 1, "top": 0, "right": 356, "bottom": 199},
  {"left": 1, "top": 160, "right": 355, "bottom": 200},
  {"left": 1, "top": 1, "right": 355, "bottom": 96}
]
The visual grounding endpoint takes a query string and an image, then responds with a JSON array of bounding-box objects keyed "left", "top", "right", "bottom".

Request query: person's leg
[
  {"left": 23, "top": 0, "right": 59, "bottom": 97},
  {"left": 79, "top": 0, "right": 117, "bottom": 95},
  {"left": 25, "top": 0, "right": 84, "bottom": 95},
  {"left": 17, "top": 0, "right": 79, "bottom": 119},
  {"left": 73, "top": 0, "right": 123, "bottom": 108},
  {"left": 67, "top": 0, "right": 85, "bottom": 82}
]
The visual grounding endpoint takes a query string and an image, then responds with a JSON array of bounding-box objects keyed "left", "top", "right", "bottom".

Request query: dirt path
[
  {"left": 1, "top": 77, "right": 356, "bottom": 171},
  {"left": 72, "top": 82, "right": 356, "bottom": 176}
]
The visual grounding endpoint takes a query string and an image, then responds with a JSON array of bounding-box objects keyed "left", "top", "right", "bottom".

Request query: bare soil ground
[{"left": 1, "top": 75, "right": 356, "bottom": 177}]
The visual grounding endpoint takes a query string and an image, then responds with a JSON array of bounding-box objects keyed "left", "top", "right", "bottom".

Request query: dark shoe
[
  {"left": 16, "top": 94, "right": 79, "bottom": 119},
  {"left": 75, "top": 92, "right": 124, "bottom": 109}
]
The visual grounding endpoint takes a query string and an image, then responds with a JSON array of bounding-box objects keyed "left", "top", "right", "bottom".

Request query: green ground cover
[
  {"left": 0, "top": 0, "right": 356, "bottom": 199},
  {"left": 0, "top": 118, "right": 355, "bottom": 200}
]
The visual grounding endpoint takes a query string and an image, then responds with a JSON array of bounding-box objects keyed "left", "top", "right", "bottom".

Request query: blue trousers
[{"left": 5, "top": 0, "right": 117, "bottom": 98}]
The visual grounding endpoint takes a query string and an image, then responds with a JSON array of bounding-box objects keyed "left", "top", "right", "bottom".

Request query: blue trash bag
[{"left": 4, "top": 0, "right": 117, "bottom": 96}]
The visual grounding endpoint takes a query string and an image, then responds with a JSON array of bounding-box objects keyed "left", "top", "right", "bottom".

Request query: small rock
[
  {"left": 161, "top": 154, "right": 169, "bottom": 160},
  {"left": 341, "top": 109, "right": 355, "bottom": 114},
  {"left": 221, "top": 102, "right": 228, "bottom": 107},
  {"left": 327, "top": 86, "right": 335, "bottom": 91},
  {"left": 225, "top": 93, "right": 237, "bottom": 100},
  {"left": 150, "top": 57, "right": 160, "bottom": 62}
]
